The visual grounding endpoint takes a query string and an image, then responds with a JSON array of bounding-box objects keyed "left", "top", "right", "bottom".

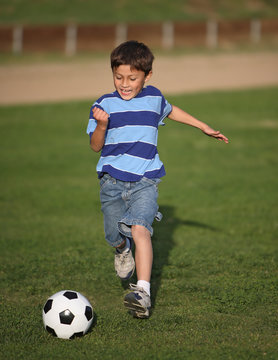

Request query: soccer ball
[{"left": 42, "top": 290, "right": 93, "bottom": 339}]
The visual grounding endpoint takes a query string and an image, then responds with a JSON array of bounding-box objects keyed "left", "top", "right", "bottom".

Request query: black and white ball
[{"left": 42, "top": 290, "right": 93, "bottom": 339}]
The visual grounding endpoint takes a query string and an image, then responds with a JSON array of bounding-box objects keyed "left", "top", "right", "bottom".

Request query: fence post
[
  {"left": 13, "top": 25, "right": 23, "bottom": 54},
  {"left": 162, "top": 21, "right": 174, "bottom": 49},
  {"left": 206, "top": 20, "right": 218, "bottom": 48},
  {"left": 65, "top": 24, "right": 77, "bottom": 56},
  {"left": 250, "top": 19, "right": 261, "bottom": 43},
  {"left": 115, "top": 23, "right": 127, "bottom": 46}
]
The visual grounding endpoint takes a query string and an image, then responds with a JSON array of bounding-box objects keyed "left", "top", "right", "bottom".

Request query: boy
[{"left": 86, "top": 40, "right": 228, "bottom": 319}]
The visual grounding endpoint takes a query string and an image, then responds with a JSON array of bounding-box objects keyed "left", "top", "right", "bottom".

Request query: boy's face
[{"left": 113, "top": 65, "right": 152, "bottom": 100}]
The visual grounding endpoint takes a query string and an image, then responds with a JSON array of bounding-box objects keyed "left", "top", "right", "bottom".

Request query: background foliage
[{"left": 0, "top": 0, "right": 278, "bottom": 24}]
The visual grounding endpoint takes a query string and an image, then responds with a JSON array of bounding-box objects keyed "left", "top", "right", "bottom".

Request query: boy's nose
[{"left": 122, "top": 78, "right": 129, "bottom": 86}]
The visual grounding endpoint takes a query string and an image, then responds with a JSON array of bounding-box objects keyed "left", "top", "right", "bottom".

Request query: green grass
[
  {"left": 0, "top": 87, "right": 278, "bottom": 359},
  {"left": 0, "top": 0, "right": 278, "bottom": 25}
]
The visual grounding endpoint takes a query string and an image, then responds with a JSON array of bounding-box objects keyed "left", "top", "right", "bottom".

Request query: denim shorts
[{"left": 99, "top": 174, "right": 162, "bottom": 247}]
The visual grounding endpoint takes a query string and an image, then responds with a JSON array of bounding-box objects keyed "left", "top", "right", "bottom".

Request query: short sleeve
[
  {"left": 86, "top": 119, "right": 97, "bottom": 135},
  {"left": 158, "top": 96, "right": 172, "bottom": 126},
  {"left": 86, "top": 103, "right": 104, "bottom": 136}
]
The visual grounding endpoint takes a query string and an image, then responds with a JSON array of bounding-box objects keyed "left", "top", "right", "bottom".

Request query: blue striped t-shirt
[{"left": 86, "top": 85, "right": 172, "bottom": 181}]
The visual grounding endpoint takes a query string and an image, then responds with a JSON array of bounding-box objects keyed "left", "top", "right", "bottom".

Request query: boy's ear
[{"left": 145, "top": 70, "right": 153, "bottom": 83}]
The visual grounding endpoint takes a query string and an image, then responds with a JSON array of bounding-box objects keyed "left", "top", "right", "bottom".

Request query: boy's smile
[{"left": 113, "top": 65, "right": 152, "bottom": 100}]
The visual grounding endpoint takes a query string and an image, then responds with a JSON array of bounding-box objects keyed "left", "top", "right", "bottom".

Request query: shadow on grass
[{"left": 151, "top": 205, "right": 219, "bottom": 311}]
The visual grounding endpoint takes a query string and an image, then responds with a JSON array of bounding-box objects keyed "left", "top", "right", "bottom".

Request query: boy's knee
[{"left": 131, "top": 225, "right": 150, "bottom": 239}]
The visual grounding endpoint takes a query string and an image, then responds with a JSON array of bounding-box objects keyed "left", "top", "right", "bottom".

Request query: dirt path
[{"left": 0, "top": 52, "right": 278, "bottom": 105}]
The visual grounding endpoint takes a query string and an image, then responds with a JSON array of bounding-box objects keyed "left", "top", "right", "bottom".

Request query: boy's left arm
[{"left": 168, "top": 105, "right": 229, "bottom": 144}]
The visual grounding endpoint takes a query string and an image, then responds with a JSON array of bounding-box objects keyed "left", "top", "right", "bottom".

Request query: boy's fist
[{"left": 93, "top": 107, "right": 109, "bottom": 124}]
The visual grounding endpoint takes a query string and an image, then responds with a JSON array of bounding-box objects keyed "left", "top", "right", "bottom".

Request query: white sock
[
  {"left": 137, "top": 280, "right": 150, "bottom": 297},
  {"left": 116, "top": 238, "right": 130, "bottom": 254}
]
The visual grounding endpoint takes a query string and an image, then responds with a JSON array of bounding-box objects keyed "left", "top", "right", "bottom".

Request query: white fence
[{"left": 0, "top": 19, "right": 277, "bottom": 55}]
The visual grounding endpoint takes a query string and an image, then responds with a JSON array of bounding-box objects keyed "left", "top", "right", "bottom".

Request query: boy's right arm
[{"left": 90, "top": 107, "right": 109, "bottom": 152}]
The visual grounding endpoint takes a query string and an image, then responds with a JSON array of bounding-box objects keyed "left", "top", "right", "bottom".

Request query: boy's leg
[
  {"left": 124, "top": 224, "right": 152, "bottom": 318},
  {"left": 100, "top": 175, "right": 135, "bottom": 280},
  {"left": 132, "top": 225, "right": 153, "bottom": 282},
  {"left": 118, "top": 177, "right": 161, "bottom": 317}
]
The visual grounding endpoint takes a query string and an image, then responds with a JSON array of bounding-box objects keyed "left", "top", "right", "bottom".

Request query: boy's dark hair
[{"left": 110, "top": 40, "right": 154, "bottom": 76}]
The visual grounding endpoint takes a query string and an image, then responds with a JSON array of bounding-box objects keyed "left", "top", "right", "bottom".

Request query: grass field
[
  {"left": 0, "top": 87, "right": 278, "bottom": 359},
  {"left": 1, "top": 0, "right": 278, "bottom": 24}
]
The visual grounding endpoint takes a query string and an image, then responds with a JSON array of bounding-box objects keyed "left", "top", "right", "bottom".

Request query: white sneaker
[
  {"left": 124, "top": 284, "right": 151, "bottom": 318},
  {"left": 114, "top": 248, "right": 135, "bottom": 280}
]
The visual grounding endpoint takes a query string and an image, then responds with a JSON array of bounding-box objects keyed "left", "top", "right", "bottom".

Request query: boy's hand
[
  {"left": 93, "top": 107, "right": 109, "bottom": 129},
  {"left": 202, "top": 126, "right": 229, "bottom": 144},
  {"left": 90, "top": 107, "right": 109, "bottom": 152}
]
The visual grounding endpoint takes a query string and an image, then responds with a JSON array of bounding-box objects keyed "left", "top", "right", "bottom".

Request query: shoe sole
[
  {"left": 124, "top": 293, "right": 150, "bottom": 319},
  {"left": 117, "top": 266, "right": 135, "bottom": 281}
]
